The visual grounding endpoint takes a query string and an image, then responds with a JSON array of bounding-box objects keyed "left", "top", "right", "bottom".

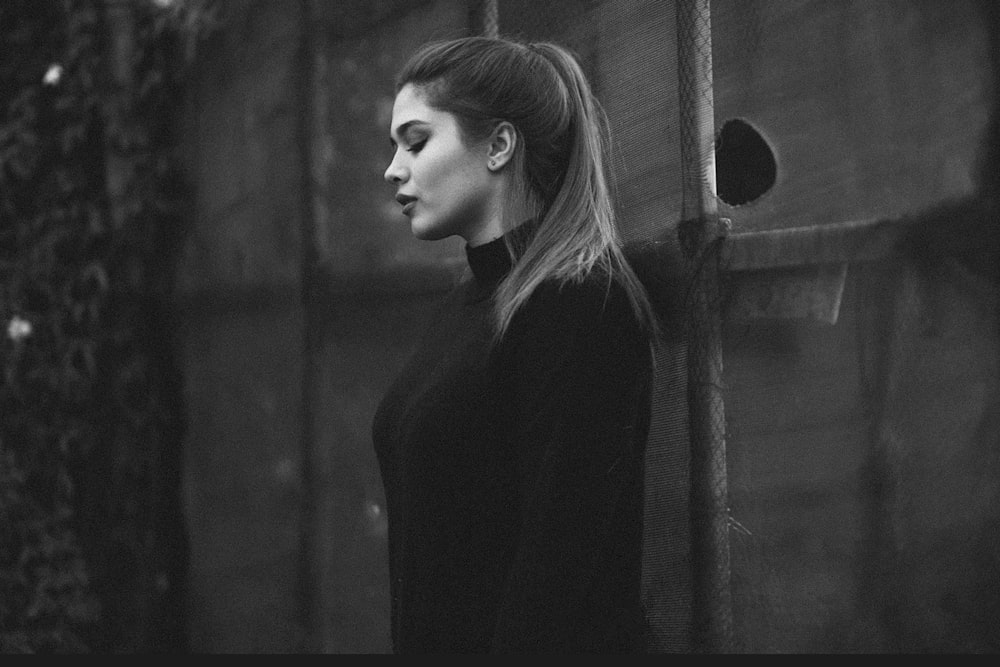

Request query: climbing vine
[{"left": 0, "top": 0, "right": 215, "bottom": 653}]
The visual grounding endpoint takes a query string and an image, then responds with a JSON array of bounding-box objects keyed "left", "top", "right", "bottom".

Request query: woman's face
[{"left": 384, "top": 84, "right": 499, "bottom": 245}]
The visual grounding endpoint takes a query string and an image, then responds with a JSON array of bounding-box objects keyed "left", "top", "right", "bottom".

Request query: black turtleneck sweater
[{"left": 371, "top": 229, "right": 653, "bottom": 654}]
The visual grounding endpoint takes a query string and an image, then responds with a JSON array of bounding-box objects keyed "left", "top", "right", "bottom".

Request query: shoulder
[
  {"left": 528, "top": 271, "right": 629, "bottom": 322},
  {"left": 508, "top": 270, "right": 647, "bottom": 355}
]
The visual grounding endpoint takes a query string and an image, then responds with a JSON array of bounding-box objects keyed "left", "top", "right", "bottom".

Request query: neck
[
  {"left": 466, "top": 184, "right": 535, "bottom": 248},
  {"left": 465, "top": 215, "right": 505, "bottom": 248}
]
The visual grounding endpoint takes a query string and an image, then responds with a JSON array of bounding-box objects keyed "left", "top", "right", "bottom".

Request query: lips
[{"left": 395, "top": 194, "right": 417, "bottom": 216}]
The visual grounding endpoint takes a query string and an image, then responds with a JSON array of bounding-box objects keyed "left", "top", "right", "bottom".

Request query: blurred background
[{"left": 1, "top": 0, "right": 998, "bottom": 654}]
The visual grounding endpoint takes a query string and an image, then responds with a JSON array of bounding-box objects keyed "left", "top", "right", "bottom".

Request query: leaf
[{"left": 79, "top": 262, "right": 108, "bottom": 294}]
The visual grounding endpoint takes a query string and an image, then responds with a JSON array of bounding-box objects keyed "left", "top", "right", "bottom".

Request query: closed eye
[{"left": 407, "top": 139, "right": 427, "bottom": 153}]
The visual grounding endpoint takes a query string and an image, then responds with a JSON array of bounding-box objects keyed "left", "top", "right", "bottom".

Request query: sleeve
[{"left": 490, "top": 279, "right": 652, "bottom": 652}]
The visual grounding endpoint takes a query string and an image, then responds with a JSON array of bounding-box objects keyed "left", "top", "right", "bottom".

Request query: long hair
[{"left": 396, "top": 36, "right": 659, "bottom": 343}]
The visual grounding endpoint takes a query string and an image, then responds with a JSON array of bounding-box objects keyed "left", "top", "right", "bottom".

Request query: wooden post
[{"left": 675, "top": 0, "right": 734, "bottom": 653}]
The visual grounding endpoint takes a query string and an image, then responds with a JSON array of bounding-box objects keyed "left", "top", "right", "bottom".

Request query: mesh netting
[
  {"left": 674, "top": 0, "right": 734, "bottom": 653},
  {"left": 481, "top": 0, "right": 1000, "bottom": 654}
]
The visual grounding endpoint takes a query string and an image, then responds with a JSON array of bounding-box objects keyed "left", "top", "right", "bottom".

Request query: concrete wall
[
  {"left": 712, "top": 0, "right": 993, "bottom": 232},
  {"left": 502, "top": 0, "right": 999, "bottom": 653},
  {"left": 174, "top": 0, "right": 474, "bottom": 653},
  {"left": 175, "top": 0, "right": 306, "bottom": 652},
  {"left": 724, "top": 257, "right": 1000, "bottom": 652},
  {"left": 171, "top": 0, "right": 999, "bottom": 653}
]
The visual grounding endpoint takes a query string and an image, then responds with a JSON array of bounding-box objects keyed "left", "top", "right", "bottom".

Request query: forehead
[{"left": 390, "top": 84, "right": 444, "bottom": 135}]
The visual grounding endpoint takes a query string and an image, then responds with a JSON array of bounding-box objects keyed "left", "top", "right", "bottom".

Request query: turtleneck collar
[
  {"left": 465, "top": 220, "right": 537, "bottom": 286},
  {"left": 466, "top": 234, "right": 513, "bottom": 285}
]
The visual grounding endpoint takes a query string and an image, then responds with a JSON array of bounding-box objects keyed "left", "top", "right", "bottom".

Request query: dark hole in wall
[{"left": 715, "top": 118, "right": 777, "bottom": 206}]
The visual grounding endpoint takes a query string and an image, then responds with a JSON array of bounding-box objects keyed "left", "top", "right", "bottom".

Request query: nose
[{"left": 384, "top": 152, "right": 406, "bottom": 185}]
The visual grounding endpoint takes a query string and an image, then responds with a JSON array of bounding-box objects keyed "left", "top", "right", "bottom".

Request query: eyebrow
[{"left": 389, "top": 120, "right": 429, "bottom": 147}]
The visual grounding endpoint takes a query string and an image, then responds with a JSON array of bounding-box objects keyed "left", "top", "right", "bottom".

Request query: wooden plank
[
  {"left": 723, "top": 217, "right": 909, "bottom": 271},
  {"left": 726, "top": 262, "right": 848, "bottom": 324},
  {"left": 719, "top": 218, "right": 914, "bottom": 323}
]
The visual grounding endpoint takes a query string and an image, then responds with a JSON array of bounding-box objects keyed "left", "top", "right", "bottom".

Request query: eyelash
[{"left": 406, "top": 140, "right": 426, "bottom": 153}]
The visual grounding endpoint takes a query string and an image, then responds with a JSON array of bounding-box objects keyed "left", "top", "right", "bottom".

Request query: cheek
[
  {"left": 418, "top": 155, "right": 476, "bottom": 199},
  {"left": 411, "top": 154, "right": 445, "bottom": 193}
]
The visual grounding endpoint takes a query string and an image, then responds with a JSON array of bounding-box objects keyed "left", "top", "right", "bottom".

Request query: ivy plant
[{"left": 1, "top": 0, "right": 215, "bottom": 653}]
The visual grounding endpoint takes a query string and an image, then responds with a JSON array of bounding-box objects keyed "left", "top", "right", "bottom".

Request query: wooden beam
[{"left": 723, "top": 217, "right": 909, "bottom": 271}]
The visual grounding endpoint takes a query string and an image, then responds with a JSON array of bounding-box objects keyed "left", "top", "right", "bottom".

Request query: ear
[{"left": 486, "top": 121, "right": 517, "bottom": 172}]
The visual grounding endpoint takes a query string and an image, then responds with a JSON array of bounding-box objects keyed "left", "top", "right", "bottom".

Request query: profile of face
[{"left": 384, "top": 83, "right": 503, "bottom": 245}]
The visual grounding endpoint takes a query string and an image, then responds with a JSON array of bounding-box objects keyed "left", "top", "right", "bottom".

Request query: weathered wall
[
  {"left": 174, "top": 0, "right": 474, "bottom": 653},
  {"left": 724, "top": 257, "right": 1000, "bottom": 652},
  {"left": 502, "top": 0, "right": 1000, "bottom": 653},
  {"left": 712, "top": 0, "right": 1000, "bottom": 651},
  {"left": 712, "top": 0, "right": 993, "bottom": 232},
  {"left": 170, "top": 0, "right": 999, "bottom": 653},
  {"left": 175, "top": 0, "right": 306, "bottom": 652}
]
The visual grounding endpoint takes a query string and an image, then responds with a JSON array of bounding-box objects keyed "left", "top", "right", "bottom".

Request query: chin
[
  {"left": 410, "top": 221, "right": 452, "bottom": 242},
  {"left": 410, "top": 226, "right": 438, "bottom": 241}
]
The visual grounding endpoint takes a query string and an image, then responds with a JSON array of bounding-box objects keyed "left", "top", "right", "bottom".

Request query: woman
[{"left": 372, "top": 35, "right": 660, "bottom": 654}]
